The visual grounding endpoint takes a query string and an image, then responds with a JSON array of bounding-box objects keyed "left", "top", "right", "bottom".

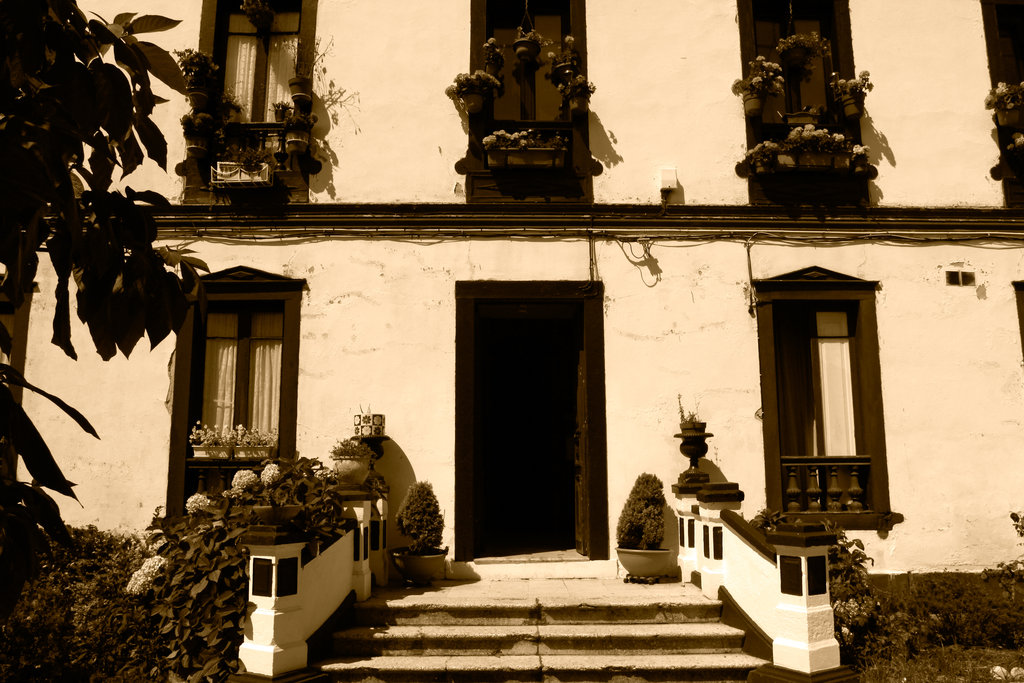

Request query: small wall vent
[{"left": 946, "top": 271, "right": 976, "bottom": 286}]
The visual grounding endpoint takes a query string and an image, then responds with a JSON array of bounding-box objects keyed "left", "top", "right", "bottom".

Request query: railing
[{"left": 781, "top": 456, "right": 871, "bottom": 513}]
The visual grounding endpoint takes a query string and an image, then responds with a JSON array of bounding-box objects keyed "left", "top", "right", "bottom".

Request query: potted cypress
[
  {"left": 615, "top": 473, "right": 673, "bottom": 578},
  {"left": 392, "top": 481, "right": 448, "bottom": 585}
]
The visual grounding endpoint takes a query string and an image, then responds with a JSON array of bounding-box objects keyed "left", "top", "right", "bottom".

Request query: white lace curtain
[
  {"left": 201, "top": 312, "right": 282, "bottom": 433},
  {"left": 223, "top": 13, "right": 299, "bottom": 122}
]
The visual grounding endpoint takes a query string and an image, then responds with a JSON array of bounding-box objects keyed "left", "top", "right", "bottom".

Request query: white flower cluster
[
  {"left": 261, "top": 463, "right": 282, "bottom": 487},
  {"left": 232, "top": 469, "right": 259, "bottom": 491},
  {"left": 125, "top": 555, "right": 166, "bottom": 595},
  {"left": 185, "top": 492, "right": 214, "bottom": 514},
  {"left": 992, "top": 666, "right": 1024, "bottom": 681}
]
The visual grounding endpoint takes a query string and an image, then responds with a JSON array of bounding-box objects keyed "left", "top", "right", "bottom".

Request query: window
[
  {"left": 167, "top": 267, "right": 303, "bottom": 515},
  {"left": 463, "top": 0, "right": 596, "bottom": 202},
  {"left": 222, "top": 9, "right": 299, "bottom": 123},
  {"left": 736, "top": 0, "right": 869, "bottom": 205},
  {"left": 982, "top": 0, "right": 1024, "bottom": 205},
  {"left": 753, "top": 267, "right": 899, "bottom": 530}
]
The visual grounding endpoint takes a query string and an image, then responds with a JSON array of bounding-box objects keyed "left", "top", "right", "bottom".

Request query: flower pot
[
  {"left": 332, "top": 454, "right": 371, "bottom": 485},
  {"left": 234, "top": 445, "right": 276, "bottom": 460},
  {"left": 743, "top": 93, "right": 766, "bottom": 118},
  {"left": 288, "top": 76, "right": 313, "bottom": 106},
  {"left": 391, "top": 546, "right": 448, "bottom": 586},
  {"left": 487, "top": 148, "right": 566, "bottom": 169},
  {"left": 783, "top": 111, "right": 820, "bottom": 126},
  {"left": 274, "top": 109, "right": 289, "bottom": 123},
  {"left": 569, "top": 96, "right": 589, "bottom": 115},
  {"left": 461, "top": 91, "right": 485, "bottom": 114},
  {"left": 997, "top": 108, "right": 1024, "bottom": 128},
  {"left": 192, "top": 445, "right": 231, "bottom": 458},
  {"left": 616, "top": 547, "right": 673, "bottom": 578},
  {"left": 780, "top": 45, "right": 809, "bottom": 68},
  {"left": 484, "top": 62, "right": 501, "bottom": 77},
  {"left": 185, "top": 136, "right": 209, "bottom": 159},
  {"left": 841, "top": 95, "right": 863, "bottom": 120},
  {"left": 253, "top": 504, "right": 302, "bottom": 526},
  {"left": 679, "top": 421, "right": 707, "bottom": 434},
  {"left": 513, "top": 38, "right": 540, "bottom": 62},
  {"left": 800, "top": 151, "right": 834, "bottom": 168},
  {"left": 852, "top": 158, "right": 872, "bottom": 177},
  {"left": 285, "top": 129, "right": 310, "bottom": 154},
  {"left": 186, "top": 88, "right": 210, "bottom": 112},
  {"left": 551, "top": 61, "right": 576, "bottom": 86}
]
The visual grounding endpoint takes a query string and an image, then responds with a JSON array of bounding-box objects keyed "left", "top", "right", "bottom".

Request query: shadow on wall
[
  {"left": 372, "top": 438, "right": 418, "bottom": 554},
  {"left": 861, "top": 113, "right": 892, "bottom": 206},
  {"left": 588, "top": 110, "right": 624, "bottom": 168},
  {"left": 308, "top": 79, "right": 361, "bottom": 200}
]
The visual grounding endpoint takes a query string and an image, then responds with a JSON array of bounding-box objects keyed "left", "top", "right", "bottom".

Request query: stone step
[
  {"left": 320, "top": 652, "right": 765, "bottom": 683},
  {"left": 334, "top": 622, "right": 746, "bottom": 657}
]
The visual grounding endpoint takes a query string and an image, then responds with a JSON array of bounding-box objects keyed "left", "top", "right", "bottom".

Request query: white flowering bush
[
  {"left": 782, "top": 124, "right": 851, "bottom": 153},
  {"left": 184, "top": 492, "right": 215, "bottom": 514},
  {"left": 987, "top": 81, "right": 1024, "bottom": 112},
  {"left": 233, "top": 424, "right": 278, "bottom": 447},
  {"left": 445, "top": 70, "right": 502, "bottom": 99},
  {"left": 188, "top": 422, "right": 236, "bottom": 446},
  {"left": 732, "top": 56, "right": 785, "bottom": 99},
  {"left": 125, "top": 555, "right": 167, "bottom": 596}
]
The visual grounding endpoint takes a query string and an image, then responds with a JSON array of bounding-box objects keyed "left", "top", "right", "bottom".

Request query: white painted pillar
[
  {"left": 694, "top": 482, "right": 744, "bottom": 600},
  {"left": 340, "top": 492, "right": 372, "bottom": 600},
  {"left": 239, "top": 539, "right": 308, "bottom": 677}
]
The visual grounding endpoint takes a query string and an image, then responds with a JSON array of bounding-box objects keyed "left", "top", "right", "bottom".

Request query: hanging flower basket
[
  {"left": 743, "top": 93, "right": 766, "bottom": 117},
  {"left": 513, "top": 37, "right": 541, "bottom": 62},
  {"left": 841, "top": 95, "right": 863, "bottom": 120},
  {"left": 288, "top": 76, "right": 313, "bottom": 106}
]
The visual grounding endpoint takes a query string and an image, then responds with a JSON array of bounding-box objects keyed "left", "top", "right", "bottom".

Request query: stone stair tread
[
  {"left": 320, "top": 652, "right": 765, "bottom": 672},
  {"left": 336, "top": 622, "right": 744, "bottom": 639}
]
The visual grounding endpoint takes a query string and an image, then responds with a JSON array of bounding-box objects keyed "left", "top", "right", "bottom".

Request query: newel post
[
  {"left": 750, "top": 523, "right": 858, "bottom": 683},
  {"left": 337, "top": 488, "right": 374, "bottom": 601},
  {"left": 236, "top": 525, "right": 313, "bottom": 679},
  {"left": 694, "top": 482, "right": 744, "bottom": 600}
]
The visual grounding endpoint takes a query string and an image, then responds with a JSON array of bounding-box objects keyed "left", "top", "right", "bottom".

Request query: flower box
[
  {"left": 192, "top": 445, "right": 232, "bottom": 459},
  {"left": 234, "top": 445, "right": 276, "bottom": 460},
  {"left": 486, "top": 148, "right": 566, "bottom": 169},
  {"left": 798, "top": 151, "right": 835, "bottom": 168},
  {"left": 784, "top": 111, "right": 821, "bottom": 126},
  {"left": 211, "top": 161, "right": 272, "bottom": 187}
]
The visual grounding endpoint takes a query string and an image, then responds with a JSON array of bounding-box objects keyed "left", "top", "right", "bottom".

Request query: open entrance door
[{"left": 455, "top": 281, "right": 608, "bottom": 562}]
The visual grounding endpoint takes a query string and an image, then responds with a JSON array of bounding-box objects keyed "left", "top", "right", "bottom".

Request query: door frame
[{"left": 454, "top": 280, "right": 608, "bottom": 562}]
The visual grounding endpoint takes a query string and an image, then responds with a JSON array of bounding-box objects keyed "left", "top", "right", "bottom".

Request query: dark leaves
[
  {"left": 135, "top": 41, "right": 185, "bottom": 93},
  {"left": 128, "top": 15, "right": 182, "bottom": 34}
]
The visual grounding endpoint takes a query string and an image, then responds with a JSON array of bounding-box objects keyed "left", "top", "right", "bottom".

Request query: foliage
[
  {"left": 861, "top": 646, "right": 1024, "bottom": 683},
  {"left": 547, "top": 35, "right": 581, "bottom": 70},
  {"left": 482, "top": 128, "right": 567, "bottom": 150},
  {"left": 240, "top": 0, "right": 274, "bottom": 35},
  {"left": 395, "top": 481, "right": 445, "bottom": 555},
  {"left": 743, "top": 141, "right": 782, "bottom": 170},
  {"left": 0, "top": 1, "right": 205, "bottom": 619},
  {"left": 557, "top": 74, "right": 596, "bottom": 100},
  {"left": 283, "top": 110, "right": 317, "bottom": 131},
  {"left": 616, "top": 473, "right": 666, "bottom": 550},
  {"left": 0, "top": 526, "right": 164, "bottom": 681},
  {"left": 782, "top": 124, "right": 855, "bottom": 153},
  {"left": 731, "top": 56, "right": 785, "bottom": 99},
  {"left": 180, "top": 111, "right": 219, "bottom": 137},
  {"left": 984, "top": 511, "right": 1024, "bottom": 599},
  {"left": 331, "top": 438, "right": 375, "bottom": 461},
  {"left": 174, "top": 48, "right": 218, "bottom": 89},
  {"left": 482, "top": 37, "right": 505, "bottom": 72},
  {"left": 446, "top": 70, "right": 503, "bottom": 98},
  {"left": 749, "top": 507, "right": 784, "bottom": 533},
  {"left": 830, "top": 70, "right": 873, "bottom": 100},
  {"left": 232, "top": 424, "right": 279, "bottom": 447},
  {"left": 986, "top": 82, "right": 1024, "bottom": 112},
  {"left": 189, "top": 422, "right": 236, "bottom": 446},
  {"left": 776, "top": 32, "right": 831, "bottom": 72},
  {"left": 294, "top": 36, "right": 330, "bottom": 79},
  {"left": 677, "top": 394, "right": 701, "bottom": 424},
  {"left": 272, "top": 100, "right": 293, "bottom": 116}
]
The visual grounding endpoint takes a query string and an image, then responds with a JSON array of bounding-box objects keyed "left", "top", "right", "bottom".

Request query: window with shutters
[{"left": 982, "top": 0, "right": 1024, "bottom": 205}]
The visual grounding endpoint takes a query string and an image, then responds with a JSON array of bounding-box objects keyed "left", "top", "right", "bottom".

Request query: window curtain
[
  {"left": 248, "top": 312, "right": 283, "bottom": 432},
  {"left": 202, "top": 313, "right": 238, "bottom": 430},
  {"left": 815, "top": 311, "right": 856, "bottom": 455},
  {"left": 225, "top": 34, "right": 258, "bottom": 121},
  {"left": 774, "top": 304, "right": 816, "bottom": 457},
  {"left": 265, "top": 34, "right": 298, "bottom": 121}
]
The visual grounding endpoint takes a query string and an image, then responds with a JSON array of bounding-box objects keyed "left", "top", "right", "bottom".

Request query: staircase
[{"left": 318, "top": 579, "right": 767, "bottom": 682}]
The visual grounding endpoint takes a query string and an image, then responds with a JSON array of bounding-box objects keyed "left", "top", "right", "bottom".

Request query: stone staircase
[{"left": 318, "top": 579, "right": 767, "bottom": 682}]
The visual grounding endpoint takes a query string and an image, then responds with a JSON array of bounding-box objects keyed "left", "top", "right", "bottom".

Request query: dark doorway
[
  {"left": 476, "top": 302, "right": 580, "bottom": 556},
  {"left": 455, "top": 281, "right": 608, "bottom": 562}
]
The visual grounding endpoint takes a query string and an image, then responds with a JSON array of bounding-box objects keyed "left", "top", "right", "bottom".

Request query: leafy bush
[
  {"left": 984, "top": 511, "right": 1024, "bottom": 600},
  {"left": 0, "top": 526, "right": 164, "bottom": 682},
  {"left": 395, "top": 481, "right": 445, "bottom": 554},
  {"left": 615, "top": 473, "right": 666, "bottom": 550}
]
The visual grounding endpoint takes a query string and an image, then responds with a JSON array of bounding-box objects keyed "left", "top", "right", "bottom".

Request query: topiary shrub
[
  {"left": 616, "top": 473, "right": 666, "bottom": 550},
  {"left": 395, "top": 481, "right": 445, "bottom": 555}
]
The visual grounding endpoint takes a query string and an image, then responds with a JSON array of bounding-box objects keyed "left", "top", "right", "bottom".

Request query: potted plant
[
  {"left": 783, "top": 105, "right": 824, "bottom": 126},
  {"left": 615, "top": 473, "right": 673, "bottom": 578},
  {"left": 851, "top": 144, "right": 871, "bottom": 176},
  {"left": 392, "top": 481, "right": 448, "bottom": 585},
  {"left": 742, "top": 140, "right": 782, "bottom": 175},
  {"left": 547, "top": 35, "right": 581, "bottom": 85},
  {"left": 272, "top": 100, "right": 292, "bottom": 123},
  {"left": 512, "top": 27, "right": 546, "bottom": 62},
  {"left": 289, "top": 38, "right": 325, "bottom": 106},
  {"left": 446, "top": 70, "right": 503, "bottom": 114},
  {"left": 231, "top": 425, "right": 278, "bottom": 459},
  {"left": 482, "top": 37, "right": 505, "bottom": 76},
  {"left": 482, "top": 128, "right": 567, "bottom": 169},
  {"left": 241, "top": 0, "right": 274, "bottom": 37},
  {"left": 775, "top": 32, "right": 831, "bottom": 72},
  {"left": 174, "top": 49, "right": 219, "bottom": 111},
  {"left": 830, "top": 71, "right": 873, "bottom": 120},
  {"left": 677, "top": 395, "right": 706, "bottom": 433},
  {"left": 330, "top": 438, "right": 375, "bottom": 485},
  {"left": 189, "top": 422, "right": 235, "bottom": 458},
  {"left": 779, "top": 123, "right": 854, "bottom": 168},
  {"left": 557, "top": 74, "right": 595, "bottom": 115},
  {"left": 986, "top": 81, "right": 1024, "bottom": 129},
  {"left": 282, "top": 110, "right": 316, "bottom": 153},
  {"left": 180, "top": 111, "right": 219, "bottom": 158},
  {"left": 732, "top": 56, "right": 785, "bottom": 117}
]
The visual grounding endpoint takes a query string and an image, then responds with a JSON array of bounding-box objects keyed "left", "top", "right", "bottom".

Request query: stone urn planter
[
  {"left": 391, "top": 547, "right": 449, "bottom": 585},
  {"left": 615, "top": 547, "right": 674, "bottom": 578},
  {"left": 331, "top": 438, "right": 375, "bottom": 485}
]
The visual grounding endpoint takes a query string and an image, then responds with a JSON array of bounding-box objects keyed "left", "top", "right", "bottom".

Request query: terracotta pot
[
  {"left": 997, "top": 108, "right": 1024, "bottom": 128},
  {"left": 332, "top": 454, "right": 371, "bottom": 485},
  {"left": 288, "top": 76, "right": 313, "bottom": 105},
  {"left": 743, "top": 93, "right": 765, "bottom": 118},
  {"left": 235, "top": 445, "right": 276, "bottom": 460},
  {"left": 616, "top": 547, "right": 673, "bottom": 578},
  {"left": 551, "top": 61, "right": 575, "bottom": 85},
  {"left": 461, "top": 91, "right": 485, "bottom": 114},
  {"left": 800, "top": 151, "right": 834, "bottom": 168},
  {"left": 513, "top": 38, "right": 540, "bottom": 62},
  {"left": 185, "top": 136, "right": 209, "bottom": 159},
  {"left": 841, "top": 95, "right": 862, "bottom": 120},
  {"left": 285, "top": 129, "right": 310, "bottom": 154},
  {"left": 780, "top": 45, "right": 809, "bottom": 68},
  {"left": 391, "top": 547, "right": 449, "bottom": 585}
]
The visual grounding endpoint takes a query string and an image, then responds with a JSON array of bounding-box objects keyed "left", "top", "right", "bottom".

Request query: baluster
[
  {"left": 197, "top": 471, "right": 207, "bottom": 494},
  {"left": 827, "top": 465, "right": 843, "bottom": 512},
  {"left": 785, "top": 466, "right": 803, "bottom": 512},
  {"left": 806, "top": 466, "right": 822, "bottom": 512},
  {"left": 848, "top": 465, "right": 865, "bottom": 512}
]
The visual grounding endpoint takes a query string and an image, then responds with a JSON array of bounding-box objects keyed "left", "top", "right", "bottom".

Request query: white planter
[
  {"left": 192, "top": 445, "right": 232, "bottom": 459},
  {"left": 616, "top": 547, "right": 673, "bottom": 578},
  {"left": 211, "top": 162, "right": 272, "bottom": 187}
]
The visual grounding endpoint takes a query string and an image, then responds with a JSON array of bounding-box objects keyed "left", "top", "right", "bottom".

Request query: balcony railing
[{"left": 780, "top": 455, "right": 871, "bottom": 513}]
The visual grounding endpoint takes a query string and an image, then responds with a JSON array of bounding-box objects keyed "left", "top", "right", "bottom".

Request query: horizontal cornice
[{"left": 152, "top": 203, "right": 1024, "bottom": 241}]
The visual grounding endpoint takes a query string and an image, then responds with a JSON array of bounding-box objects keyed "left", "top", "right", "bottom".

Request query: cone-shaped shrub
[
  {"left": 395, "top": 481, "right": 445, "bottom": 554},
  {"left": 616, "top": 473, "right": 666, "bottom": 550}
]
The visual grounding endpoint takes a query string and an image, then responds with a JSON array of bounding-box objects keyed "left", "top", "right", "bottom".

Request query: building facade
[{"left": 29, "top": 0, "right": 1024, "bottom": 578}]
